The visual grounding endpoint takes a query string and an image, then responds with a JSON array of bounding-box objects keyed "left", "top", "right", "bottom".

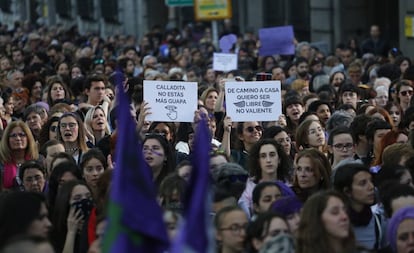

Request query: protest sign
[
  {"left": 144, "top": 80, "right": 198, "bottom": 122},
  {"left": 213, "top": 53, "right": 238, "bottom": 72},
  {"left": 225, "top": 81, "right": 281, "bottom": 122},
  {"left": 258, "top": 26, "right": 294, "bottom": 56}
]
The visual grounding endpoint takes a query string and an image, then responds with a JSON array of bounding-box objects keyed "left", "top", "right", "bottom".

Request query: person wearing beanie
[
  {"left": 339, "top": 82, "right": 360, "bottom": 110},
  {"left": 307, "top": 100, "right": 333, "bottom": 128},
  {"left": 270, "top": 196, "right": 303, "bottom": 236},
  {"left": 283, "top": 95, "right": 304, "bottom": 140},
  {"left": 386, "top": 206, "right": 414, "bottom": 253}
]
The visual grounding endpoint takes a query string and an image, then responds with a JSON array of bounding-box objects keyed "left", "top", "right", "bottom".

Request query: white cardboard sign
[
  {"left": 213, "top": 53, "right": 238, "bottom": 72},
  {"left": 225, "top": 81, "right": 282, "bottom": 122},
  {"left": 144, "top": 80, "right": 198, "bottom": 122}
]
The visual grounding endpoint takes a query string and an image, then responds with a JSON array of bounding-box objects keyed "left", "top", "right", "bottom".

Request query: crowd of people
[{"left": 0, "top": 20, "right": 413, "bottom": 253}]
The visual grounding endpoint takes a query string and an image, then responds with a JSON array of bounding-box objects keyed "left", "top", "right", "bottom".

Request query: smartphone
[
  {"left": 72, "top": 199, "right": 93, "bottom": 218},
  {"left": 256, "top": 72, "right": 272, "bottom": 81}
]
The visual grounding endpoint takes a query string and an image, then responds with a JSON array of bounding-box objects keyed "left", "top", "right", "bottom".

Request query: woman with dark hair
[
  {"left": 47, "top": 161, "right": 82, "bottom": 214},
  {"left": 297, "top": 190, "right": 359, "bottom": 253},
  {"left": 142, "top": 134, "right": 175, "bottom": 189},
  {"left": 80, "top": 148, "right": 107, "bottom": 199},
  {"left": 148, "top": 121, "right": 177, "bottom": 146},
  {"left": 262, "top": 126, "right": 294, "bottom": 161},
  {"left": 57, "top": 112, "right": 90, "bottom": 165},
  {"left": 21, "top": 73, "right": 44, "bottom": 104},
  {"left": 394, "top": 55, "right": 411, "bottom": 77},
  {"left": 334, "top": 163, "right": 386, "bottom": 251},
  {"left": 1, "top": 91, "right": 15, "bottom": 125},
  {"left": 385, "top": 101, "right": 403, "bottom": 130},
  {"left": 0, "top": 192, "right": 52, "bottom": 249},
  {"left": 46, "top": 75, "right": 72, "bottom": 106},
  {"left": 38, "top": 116, "right": 60, "bottom": 149},
  {"left": 295, "top": 119, "right": 326, "bottom": 153},
  {"left": 224, "top": 121, "right": 263, "bottom": 170},
  {"left": 239, "top": 139, "right": 292, "bottom": 217},
  {"left": 214, "top": 206, "right": 248, "bottom": 253},
  {"left": 246, "top": 211, "right": 291, "bottom": 253},
  {"left": 51, "top": 180, "right": 94, "bottom": 253},
  {"left": 327, "top": 126, "right": 355, "bottom": 168},
  {"left": 292, "top": 149, "right": 331, "bottom": 202},
  {"left": 251, "top": 181, "right": 295, "bottom": 215}
]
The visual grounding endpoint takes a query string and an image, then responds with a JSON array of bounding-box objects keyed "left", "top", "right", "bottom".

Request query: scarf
[
  {"left": 349, "top": 205, "right": 372, "bottom": 227},
  {"left": 2, "top": 155, "right": 30, "bottom": 189}
]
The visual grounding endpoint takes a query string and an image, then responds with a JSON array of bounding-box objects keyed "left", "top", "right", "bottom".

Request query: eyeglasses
[
  {"left": 154, "top": 130, "right": 169, "bottom": 136},
  {"left": 220, "top": 223, "right": 248, "bottom": 235},
  {"left": 50, "top": 125, "right": 58, "bottom": 132},
  {"left": 333, "top": 143, "right": 354, "bottom": 151},
  {"left": 24, "top": 175, "right": 43, "bottom": 183},
  {"left": 245, "top": 125, "right": 263, "bottom": 133},
  {"left": 400, "top": 90, "right": 413, "bottom": 96},
  {"left": 9, "top": 132, "right": 27, "bottom": 138},
  {"left": 60, "top": 122, "right": 78, "bottom": 129}
]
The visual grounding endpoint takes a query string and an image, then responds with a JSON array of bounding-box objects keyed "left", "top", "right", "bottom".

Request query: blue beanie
[
  {"left": 387, "top": 206, "right": 414, "bottom": 252},
  {"left": 270, "top": 196, "right": 303, "bottom": 217}
]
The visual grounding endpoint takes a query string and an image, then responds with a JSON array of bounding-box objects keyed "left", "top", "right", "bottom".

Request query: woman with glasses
[
  {"left": 396, "top": 80, "right": 414, "bottom": 112},
  {"left": 57, "top": 112, "right": 90, "bottom": 165},
  {"left": 292, "top": 149, "right": 331, "bottom": 202},
  {"left": 238, "top": 139, "right": 292, "bottom": 218},
  {"left": 246, "top": 212, "right": 291, "bottom": 253},
  {"left": 38, "top": 116, "right": 60, "bottom": 148},
  {"left": 222, "top": 120, "right": 263, "bottom": 170},
  {"left": 327, "top": 126, "right": 355, "bottom": 169},
  {"left": 215, "top": 206, "right": 248, "bottom": 253},
  {"left": 297, "top": 190, "right": 360, "bottom": 253},
  {"left": 0, "top": 121, "right": 39, "bottom": 189}
]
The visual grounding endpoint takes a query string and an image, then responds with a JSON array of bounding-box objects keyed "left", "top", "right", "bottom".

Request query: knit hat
[
  {"left": 283, "top": 95, "right": 303, "bottom": 110},
  {"left": 387, "top": 206, "right": 414, "bottom": 252},
  {"left": 270, "top": 196, "right": 303, "bottom": 217}
]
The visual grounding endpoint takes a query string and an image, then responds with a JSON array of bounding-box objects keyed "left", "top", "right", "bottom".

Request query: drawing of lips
[
  {"left": 262, "top": 101, "right": 274, "bottom": 107},
  {"left": 233, "top": 101, "right": 246, "bottom": 107}
]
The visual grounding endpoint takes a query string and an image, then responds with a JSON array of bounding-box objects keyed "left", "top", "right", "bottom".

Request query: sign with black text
[
  {"left": 144, "top": 80, "right": 198, "bottom": 122},
  {"left": 225, "top": 81, "right": 281, "bottom": 122}
]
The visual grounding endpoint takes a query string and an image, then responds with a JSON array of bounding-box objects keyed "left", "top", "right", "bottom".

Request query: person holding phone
[{"left": 51, "top": 180, "right": 94, "bottom": 253}]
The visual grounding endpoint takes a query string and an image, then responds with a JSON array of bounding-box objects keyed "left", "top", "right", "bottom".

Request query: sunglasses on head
[
  {"left": 245, "top": 125, "right": 263, "bottom": 133},
  {"left": 400, "top": 90, "right": 413, "bottom": 96}
]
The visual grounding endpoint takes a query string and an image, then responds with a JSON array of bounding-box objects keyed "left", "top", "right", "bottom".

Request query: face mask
[
  {"left": 163, "top": 201, "right": 183, "bottom": 215},
  {"left": 72, "top": 198, "right": 94, "bottom": 218}
]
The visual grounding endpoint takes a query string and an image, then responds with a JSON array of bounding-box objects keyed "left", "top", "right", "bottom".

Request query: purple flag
[
  {"left": 170, "top": 116, "right": 215, "bottom": 253},
  {"left": 259, "top": 25, "right": 295, "bottom": 56},
  {"left": 102, "top": 71, "right": 170, "bottom": 253}
]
